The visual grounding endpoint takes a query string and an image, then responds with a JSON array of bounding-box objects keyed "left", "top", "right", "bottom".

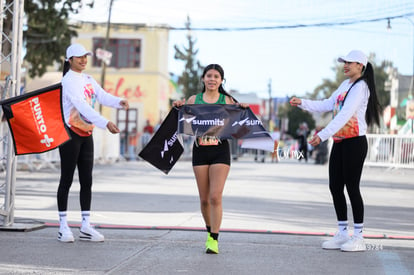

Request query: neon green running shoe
[
  {"left": 206, "top": 238, "right": 219, "bottom": 254},
  {"left": 205, "top": 232, "right": 212, "bottom": 249}
]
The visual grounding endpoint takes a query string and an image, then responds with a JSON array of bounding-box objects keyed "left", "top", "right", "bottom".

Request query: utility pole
[
  {"left": 268, "top": 78, "right": 272, "bottom": 130},
  {"left": 401, "top": 16, "right": 414, "bottom": 98},
  {"left": 99, "top": 0, "right": 114, "bottom": 113},
  {"left": 403, "top": 16, "right": 414, "bottom": 133}
]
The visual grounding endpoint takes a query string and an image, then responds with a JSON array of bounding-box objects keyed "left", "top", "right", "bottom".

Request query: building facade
[
  {"left": 25, "top": 22, "right": 179, "bottom": 159},
  {"left": 386, "top": 68, "right": 413, "bottom": 134},
  {"left": 75, "top": 22, "right": 172, "bottom": 137}
]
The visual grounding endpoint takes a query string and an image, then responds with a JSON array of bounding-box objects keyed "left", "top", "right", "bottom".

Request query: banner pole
[{"left": 3, "top": 131, "right": 15, "bottom": 226}]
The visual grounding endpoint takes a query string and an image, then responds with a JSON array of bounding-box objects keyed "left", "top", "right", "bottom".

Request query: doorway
[{"left": 117, "top": 108, "right": 138, "bottom": 160}]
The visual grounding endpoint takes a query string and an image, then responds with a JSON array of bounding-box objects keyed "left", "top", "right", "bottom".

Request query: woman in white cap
[
  {"left": 290, "top": 50, "right": 381, "bottom": 252},
  {"left": 57, "top": 43, "right": 129, "bottom": 243}
]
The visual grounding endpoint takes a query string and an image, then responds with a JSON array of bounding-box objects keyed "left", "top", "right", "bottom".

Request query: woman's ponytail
[
  {"left": 363, "top": 62, "right": 381, "bottom": 126},
  {"left": 62, "top": 60, "right": 71, "bottom": 76}
]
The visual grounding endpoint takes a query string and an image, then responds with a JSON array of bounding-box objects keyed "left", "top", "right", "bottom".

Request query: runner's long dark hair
[
  {"left": 62, "top": 59, "right": 71, "bottom": 77},
  {"left": 201, "top": 64, "right": 238, "bottom": 103},
  {"left": 353, "top": 62, "right": 381, "bottom": 126}
]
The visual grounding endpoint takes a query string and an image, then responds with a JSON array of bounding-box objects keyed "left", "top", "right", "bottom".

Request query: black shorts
[{"left": 192, "top": 139, "right": 231, "bottom": 166}]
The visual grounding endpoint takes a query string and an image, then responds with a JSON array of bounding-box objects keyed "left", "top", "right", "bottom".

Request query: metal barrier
[
  {"left": 365, "top": 134, "right": 414, "bottom": 169},
  {"left": 11, "top": 128, "right": 121, "bottom": 172},
  {"left": 234, "top": 134, "right": 414, "bottom": 169}
]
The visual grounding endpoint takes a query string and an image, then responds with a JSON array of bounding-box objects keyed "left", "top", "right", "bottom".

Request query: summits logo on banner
[
  {"left": 139, "top": 105, "right": 272, "bottom": 174},
  {"left": 231, "top": 117, "right": 263, "bottom": 127},
  {"left": 179, "top": 115, "right": 225, "bottom": 127},
  {"left": 161, "top": 131, "right": 179, "bottom": 160},
  {"left": 0, "top": 83, "right": 70, "bottom": 155},
  {"left": 178, "top": 104, "right": 269, "bottom": 140},
  {"left": 139, "top": 108, "right": 184, "bottom": 174}
]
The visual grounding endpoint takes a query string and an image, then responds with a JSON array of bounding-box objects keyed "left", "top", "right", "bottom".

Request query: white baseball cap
[
  {"left": 337, "top": 50, "right": 368, "bottom": 67},
  {"left": 66, "top": 43, "right": 92, "bottom": 61}
]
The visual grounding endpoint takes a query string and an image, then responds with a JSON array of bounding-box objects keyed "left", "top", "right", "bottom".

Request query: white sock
[
  {"left": 59, "top": 211, "right": 69, "bottom": 230},
  {"left": 353, "top": 223, "right": 364, "bottom": 239},
  {"left": 81, "top": 211, "right": 91, "bottom": 228},
  {"left": 338, "top": 221, "right": 348, "bottom": 236}
]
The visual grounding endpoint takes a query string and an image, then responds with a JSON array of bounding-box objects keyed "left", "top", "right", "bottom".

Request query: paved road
[{"left": 0, "top": 157, "right": 413, "bottom": 274}]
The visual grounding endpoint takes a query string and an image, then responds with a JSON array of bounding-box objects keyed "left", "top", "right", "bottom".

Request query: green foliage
[
  {"left": 23, "top": 0, "right": 89, "bottom": 78},
  {"left": 173, "top": 16, "right": 204, "bottom": 99},
  {"left": 308, "top": 62, "right": 346, "bottom": 100},
  {"left": 279, "top": 53, "right": 393, "bottom": 135},
  {"left": 371, "top": 57, "right": 392, "bottom": 109},
  {"left": 278, "top": 102, "right": 315, "bottom": 138}
]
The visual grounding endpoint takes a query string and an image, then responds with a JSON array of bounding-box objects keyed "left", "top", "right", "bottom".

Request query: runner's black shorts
[{"left": 192, "top": 139, "right": 231, "bottom": 166}]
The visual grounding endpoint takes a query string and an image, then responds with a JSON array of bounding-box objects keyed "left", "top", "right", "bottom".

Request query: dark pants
[
  {"left": 57, "top": 129, "right": 94, "bottom": 212},
  {"left": 329, "top": 136, "right": 367, "bottom": 224},
  {"left": 299, "top": 143, "right": 308, "bottom": 161}
]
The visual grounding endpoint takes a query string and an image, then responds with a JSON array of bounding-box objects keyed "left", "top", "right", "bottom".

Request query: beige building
[
  {"left": 75, "top": 22, "right": 172, "bottom": 135},
  {"left": 25, "top": 21, "right": 179, "bottom": 159}
]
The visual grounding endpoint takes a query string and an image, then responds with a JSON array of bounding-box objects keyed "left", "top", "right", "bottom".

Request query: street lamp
[
  {"left": 268, "top": 78, "right": 272, "bottom": 130},
  {"left": 100, "top": 0, "right": 114, "bottom": 100}
]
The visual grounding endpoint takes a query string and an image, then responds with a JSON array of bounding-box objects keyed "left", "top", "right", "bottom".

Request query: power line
[
  {"left": 100, "top": 0, "right": 414, "bottom": 29},
  {"left": 166, "top": 13, "right": 414, "bottom": 31},
  {"left": 78, "top": 12, "right": 414, "bottom": 32}
]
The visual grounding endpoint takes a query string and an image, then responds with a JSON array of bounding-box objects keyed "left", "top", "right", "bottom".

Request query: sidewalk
[{"left": 1, "top": 157, "right": 413, "bottom": 274}]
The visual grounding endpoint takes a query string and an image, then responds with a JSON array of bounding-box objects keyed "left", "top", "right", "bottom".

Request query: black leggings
[
  {"left": 57, "top": 129, "right": 94, "bottom": 212},
  {"left": 329, "top": 136, "right": 367, "bottom": 224}
]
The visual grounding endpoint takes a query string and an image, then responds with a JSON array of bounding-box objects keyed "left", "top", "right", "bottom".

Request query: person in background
[
  {"left": 120, "top": 129, "right": 127, "bottom": 158},
  {"left": 154, "top": 118, "right": 163, "bottom": 133},
  {"left": 296, "top": 122, "right": 310, "bottom": 162},
  {"left": 141, "top": 119, "right": 153, "bottom": 148},
  {"left": 254, "top": 149, "right": 265, "bottom": 163},
  {"left": 58, "top": 43, "right": 129, "bottom": 243},
  {"left": 271, "top": 128, "right": 281, "bottom": 163},
  {"left": 128, "top": 127, "right": 138, "bottom": 161},
  {"left": 173, "top": 64, "right": 248, "bottom": 254},
  {"left": 314, "top": 126, "right": 328, "bottom": 164},
  {"left": 290, "top": 50, "right": 381, "bottom": 252}
]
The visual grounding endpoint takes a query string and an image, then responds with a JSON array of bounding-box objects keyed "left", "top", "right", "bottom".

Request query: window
[{"left": 92, "top": 38, "right": 141, "bottom": 68}]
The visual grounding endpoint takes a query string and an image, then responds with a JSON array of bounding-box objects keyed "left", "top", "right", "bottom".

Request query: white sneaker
[
  {"left": 322, "top": 232, "right": 350, "bottom": 249},
  {"left": 79, "top": 225, "right": 105, "bottom": 242},
  {"left": 341, "top": 236, "right": 366, "bottom": 252},
  {"left": 58, "top": 227, "right": 74, "bottom": 243}
]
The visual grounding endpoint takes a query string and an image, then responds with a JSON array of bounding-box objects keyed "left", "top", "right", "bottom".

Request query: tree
[
  {"left": 278, "top": 102, "right": 315, "bottom": 138},
  {"left": 174, "top": 16, "right": 204, "bottom": 99},
  {"left": 309, "top": 62, "right": 346, "bottom": 100},
  {"left": 2, "top": 0, "right": 92, "bottom": 78},
  {"left": 371, "top": 57, "right": 392, "bottom": 109}
]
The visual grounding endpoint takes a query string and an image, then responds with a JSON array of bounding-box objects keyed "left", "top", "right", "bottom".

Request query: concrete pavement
[{"left": 0, "top": 156, "right": 413, "bottom": 274}]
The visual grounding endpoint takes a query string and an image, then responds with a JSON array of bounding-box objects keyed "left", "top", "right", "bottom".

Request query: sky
[{"left": 71, "top": 0, "right": 414, "bottom": 99}]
